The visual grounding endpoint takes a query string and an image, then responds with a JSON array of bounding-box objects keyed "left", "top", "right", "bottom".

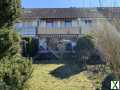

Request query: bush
[
  {"left": 75, "top": 35, "right": 95, "bottom": 61},
  {"left": 76, "top": 35, "right": 94, "bottom": 51},
  {"left": 26, "top": 37, "right": 33, "bottom": 57},
  {"left": 0, "top": 55, "right": 33, "bottom": 90},
  {"left": 22, "top": 37, "right": 39, "bottom": 57},
  {"left": 0, "top": 28, "right": 20, "bottom": 59},
  {"left": 102, "top": 73, "right": 118, "bottom": 90},
  {"left": 73, "top": 35, "right": 95, "bottom": 68}
]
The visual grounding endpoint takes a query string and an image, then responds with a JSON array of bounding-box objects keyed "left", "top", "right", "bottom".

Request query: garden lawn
[{"left": 24, "top": 64, "right": 95, "bottom": 90}]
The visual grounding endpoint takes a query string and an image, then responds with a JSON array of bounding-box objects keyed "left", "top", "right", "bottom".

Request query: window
[
  {"left": 40, "top": 20, "right": 46, "bottom": 27},
  {"left": 15, "top": 22, "right": 36, "bottom": 36},
  {"left": 32, "top": 21, "right": 37, "bottom": 27},
  {"left": 15, "top": 23, "right": 23, "bottom": 29},
  {"left": 46, "top": 22, "right": 53, "bottom": 28},
  {"left": 60, "top": 21, "right": 64, "bottom": 28},
  {"left": 72, "top": 20, "right": 79, "bottom": 27},
  {"left": 23, "top": 22, "right": 33, "bottom": 28},
  {"left": 53, "top": 21, "right": 59, "bottom": 28},
  {"left": 84, "top": 20, "right": 92, "bottom": 24},
  {"left": 64, "top": 19, "right": 72, "bottom": 28},
  {"left": 46, "top": 20, "right": 53, "bottom": 28}
]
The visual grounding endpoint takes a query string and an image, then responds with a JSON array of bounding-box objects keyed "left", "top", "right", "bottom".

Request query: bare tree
[
  {"left": 111, "top": 18, "right": 120, "bottom": 32},
  {"left": 91, "top": 19, "right": 120, "bottom": 78}
]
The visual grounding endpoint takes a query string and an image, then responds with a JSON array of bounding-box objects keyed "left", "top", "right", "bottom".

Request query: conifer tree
[{"left": 0, "top": 0, "right": 21, "bottom": 28}]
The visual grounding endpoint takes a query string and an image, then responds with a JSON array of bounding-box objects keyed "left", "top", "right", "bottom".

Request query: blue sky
[{"left": 22, "top": 0, "right": 120, "bottom": 8}]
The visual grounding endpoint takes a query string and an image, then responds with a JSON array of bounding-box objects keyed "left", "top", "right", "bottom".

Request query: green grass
[{"left": 24, "top": 63, "right": 95, "bottom": 90}]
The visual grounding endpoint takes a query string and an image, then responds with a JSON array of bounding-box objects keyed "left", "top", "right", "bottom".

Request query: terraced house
[{"left": 15, "top": 7, "right": 120, "bottom": 50}]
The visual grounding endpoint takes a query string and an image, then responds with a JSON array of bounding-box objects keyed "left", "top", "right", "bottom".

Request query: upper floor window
[
  {"left": 39, "top": 20, "right": 46, "bottom": 27},
  {"left": 16, "top": 23, "right": 23, "bottom": 29},
  {"left": 84, "top": 20, "right": 92, "bottom": 24},
  {"left": 32, "top": 21, "right": 37, "bottom": 27},
  {"left": 72, "top": 20, "right": 79, "bottom": 27},
  {"left": 46, "top": 20, "right": 53, "bottom": 28},
  {"left": 64, "top": 19, "right": 72, "bottom": 28},
  {"left": 23, "top": 22, "right": 31, "bottom": 28},
  {"left": 53, "top": 21, "right": 60, "bottom": 28},
  {"left": 60, "top": 21, "right": 65, "bottom": 28}
]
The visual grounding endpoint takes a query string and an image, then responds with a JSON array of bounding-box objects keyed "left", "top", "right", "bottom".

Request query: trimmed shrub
[
  {"left": 0, "top": 28, "right": 20, "bottom": 59},
  {"left": 76, "top": 35, "right": 94, "bottom": 52},
  {"left": 75, "top": 35, "right": 95, "bottom": 62},
  {"left": 0, "top": 55, "right": 33, "bottom": 90}
]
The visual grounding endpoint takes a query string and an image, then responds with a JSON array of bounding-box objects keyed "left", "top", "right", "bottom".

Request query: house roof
[
  {"left": 97, "top": 7, "right": 120, "bottom": 17},
  {"left": 21, "top": 7, "right": 120, "bottom": 20}
]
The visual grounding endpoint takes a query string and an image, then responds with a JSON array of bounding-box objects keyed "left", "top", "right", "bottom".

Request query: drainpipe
[
  {"left": 36, "top": 17, "right": 40, "bottom": 36},
  {"left": 36, "top": 17, "right": 40, "bottom": 50}
]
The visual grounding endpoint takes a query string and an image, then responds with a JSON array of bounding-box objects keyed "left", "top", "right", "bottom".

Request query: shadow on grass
[
  {"left": 33, "top": 52, "right": 105, "bottom": 79},
  {"left": 87, "top": 54, "right": 105, "bottom": 65},
  {"left": 50, "top": 64, "right": 86, "bottom": 79}
]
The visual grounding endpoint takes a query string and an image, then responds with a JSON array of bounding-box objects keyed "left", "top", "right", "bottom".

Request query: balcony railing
[{"left": 38, "top": 26, "right": 81, "bottom": 34}]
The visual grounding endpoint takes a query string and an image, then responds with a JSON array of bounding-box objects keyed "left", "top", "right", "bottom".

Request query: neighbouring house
[{"left": 15, "top": 7, "right": 120, "bottom": 50}]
